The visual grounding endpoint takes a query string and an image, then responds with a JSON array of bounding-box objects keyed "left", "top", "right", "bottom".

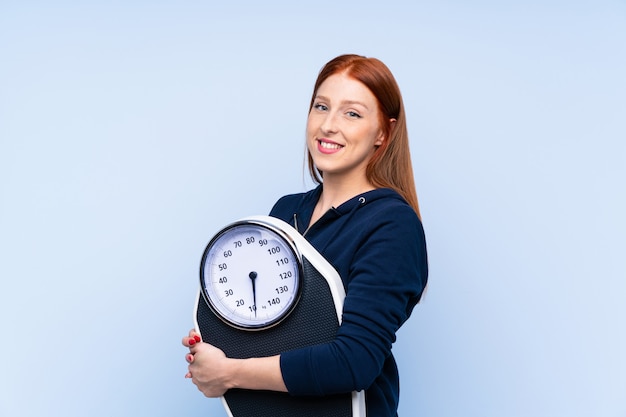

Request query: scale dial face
[{"left": 200, "top": 221, "right": 302, "bottom": 330}]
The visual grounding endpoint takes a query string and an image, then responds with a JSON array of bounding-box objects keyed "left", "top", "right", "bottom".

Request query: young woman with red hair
[{"left": 183, "top": 54, "right": 428, "bottom": 417}]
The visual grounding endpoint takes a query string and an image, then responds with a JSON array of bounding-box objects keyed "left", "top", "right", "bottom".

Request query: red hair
[{"left": 307, "top": 54, "right": 422, "bottom": 219}]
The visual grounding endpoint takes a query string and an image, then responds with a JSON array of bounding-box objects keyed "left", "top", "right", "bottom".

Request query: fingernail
[
  {"left": 189, "top": 338, "right": 196, "bottom": 345},
  {"left": 186, "top": 354, "right": 194, "bottom": 362},
  {"left": 194, "top": 335, "right": 201, "bottom": 343}
]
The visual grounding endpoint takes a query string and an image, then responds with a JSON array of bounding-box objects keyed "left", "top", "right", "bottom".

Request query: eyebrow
[{"left": 314, "top": 95, "right": 371, "bottom": 111}]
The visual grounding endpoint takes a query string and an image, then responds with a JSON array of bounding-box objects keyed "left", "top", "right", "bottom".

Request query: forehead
[{"left": 316, "top": 73, "right": 378, "bottom": 108}]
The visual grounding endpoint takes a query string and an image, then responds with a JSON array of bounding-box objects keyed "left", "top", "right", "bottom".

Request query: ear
[
  {"left": 375, "top": 118, "right": 396, "bottom": 146},
  {"left": 375, "top": 133, "right": 384, "bottom": 147}
]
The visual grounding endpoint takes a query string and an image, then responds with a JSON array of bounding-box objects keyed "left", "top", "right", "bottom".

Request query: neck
[
  {"left": 317, "top": 175, "right": 375, "bottom": 212},
  {"left": 307, "top": 168, "right": 376, "bottom": 228}
]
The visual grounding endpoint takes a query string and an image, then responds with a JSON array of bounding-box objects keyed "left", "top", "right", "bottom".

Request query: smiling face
[{"left": 306, "top": 72, "right": 385, "bottom": 185}]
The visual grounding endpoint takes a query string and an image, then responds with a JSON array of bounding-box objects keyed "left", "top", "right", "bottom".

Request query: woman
[{"left": 183, "top": 54, "right": 428, "bottom": 416}]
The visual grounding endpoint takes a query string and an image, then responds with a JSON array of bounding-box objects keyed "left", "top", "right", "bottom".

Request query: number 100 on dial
[{"left": 200, "top": 221, "right": 302, "bottom": 330}]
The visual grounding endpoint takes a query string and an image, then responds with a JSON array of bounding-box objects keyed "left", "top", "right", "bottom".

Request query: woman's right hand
[{"left": 182, "top": 329, "right": 235, "bottom": 397}]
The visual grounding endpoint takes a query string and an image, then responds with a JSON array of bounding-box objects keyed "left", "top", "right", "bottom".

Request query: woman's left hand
[{"left": 183, "top": 330, "right": 235, "bottom": 397}]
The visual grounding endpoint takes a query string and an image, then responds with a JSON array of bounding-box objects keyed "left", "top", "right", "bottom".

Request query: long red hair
[{"left": 307, "top": 54, "right": 422, "bottom": 219}]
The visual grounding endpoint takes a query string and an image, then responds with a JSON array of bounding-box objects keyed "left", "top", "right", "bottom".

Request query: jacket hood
[
  {"left": 332, "top": 187, "right": 406, "bottom": 215},
  {"left": 291, "top": 185, "right": 409, "bottom": 235}
]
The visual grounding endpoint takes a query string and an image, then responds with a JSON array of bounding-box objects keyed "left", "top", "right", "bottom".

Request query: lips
[{"left": 317, "top": 139, "right": 344, "bottom": 154}]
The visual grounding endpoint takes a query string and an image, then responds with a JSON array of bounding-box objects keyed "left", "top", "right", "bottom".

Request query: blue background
[{"left": 1, "top": 1, "right": 625, "bottom": 416}]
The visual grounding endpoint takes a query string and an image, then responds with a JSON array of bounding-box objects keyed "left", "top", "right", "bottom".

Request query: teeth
[{"left": 320, "top": 141, "right": 342, "bottom": 149}]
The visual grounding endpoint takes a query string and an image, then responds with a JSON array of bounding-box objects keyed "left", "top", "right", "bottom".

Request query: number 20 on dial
[{"left": 200, "top": 221, "right": 302, "bottom": 330}]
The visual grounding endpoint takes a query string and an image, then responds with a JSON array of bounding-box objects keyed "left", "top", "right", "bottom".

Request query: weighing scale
[{"left": 194, "top": 215, "right": 365, "bottom": 417}]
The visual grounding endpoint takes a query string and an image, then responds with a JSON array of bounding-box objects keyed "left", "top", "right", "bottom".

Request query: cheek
[
  {"left": 305, "top": 120, "right": 316, "bottom": 151},
  {"left": 306, "top": 116, "right": 323, "bottom": 143},
  {"left": 307, "top": 110, "right": 323, "bottom": 124},
  {"left": 305, "top": 116, "right": 315, "bottom": 135}
]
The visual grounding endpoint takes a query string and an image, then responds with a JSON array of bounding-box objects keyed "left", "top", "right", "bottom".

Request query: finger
[
  {"left": 189, "top": 329, "right": 202, "bottom": 341},
  {"left": 185, "top": 334, "right": 202, "bottom": 348},
  {"left": 182, "top": 336, "right": 196, "bottom": 347},
  {"left": 186, "top": 353, "right": 194, "bottom": 363}
]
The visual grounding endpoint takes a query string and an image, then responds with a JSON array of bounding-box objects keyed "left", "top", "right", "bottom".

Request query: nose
[{"left": 320, "top": 111, "right": 339, "bottom": 135}]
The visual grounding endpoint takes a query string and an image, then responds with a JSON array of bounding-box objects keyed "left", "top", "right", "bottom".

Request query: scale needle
[{"left": 249, "top": 271, "right": 258, "bottom": 317}]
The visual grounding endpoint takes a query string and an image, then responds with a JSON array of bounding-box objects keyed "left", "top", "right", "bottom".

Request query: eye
[
  {"left": 313, "top": 103, "right": 328, "bottom": 112},
  {"left": 346, "top": 111, "right": 362, "bottom": 119}
]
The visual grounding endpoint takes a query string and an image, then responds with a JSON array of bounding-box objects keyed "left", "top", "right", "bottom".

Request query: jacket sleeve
[{"left": 279, "top": 206, "right": 428, "bottom": 395}]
